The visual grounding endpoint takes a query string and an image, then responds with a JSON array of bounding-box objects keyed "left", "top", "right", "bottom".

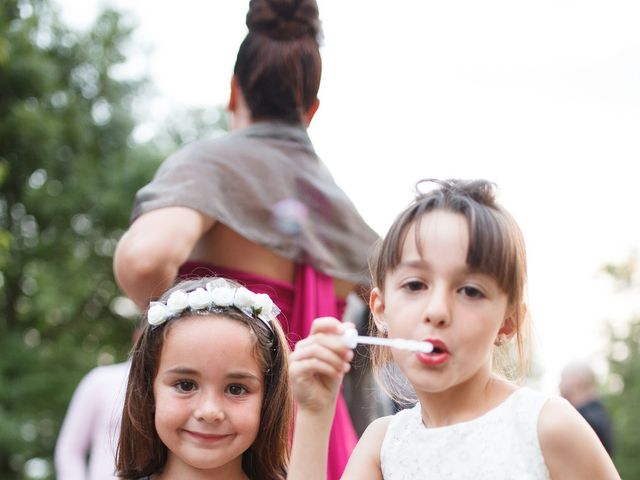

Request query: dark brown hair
[
  {"left": 369, "top": 179, "right": 530, "bottom": 388},
  {"left": 234, "top": 0, "right": 322, "bottom": 123},
  {"left": 116, "top": 277, "right": 292, "bottom": 479}
]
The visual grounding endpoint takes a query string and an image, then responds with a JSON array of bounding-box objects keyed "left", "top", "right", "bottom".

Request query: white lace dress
[{"left": 380, "top": 387, "right": 551, "bottom": 479}]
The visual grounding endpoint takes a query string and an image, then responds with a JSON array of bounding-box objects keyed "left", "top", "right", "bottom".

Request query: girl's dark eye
[
  {"left": 175, "top": 380, "right": 196, "bottom": 393},
  {"left": 461, "top": 286, "right": 484, "bottom": 298},
  {"left": 227, "top": 384, "right": 247, "bottom": 396},
  {"left": 404, "top": 281, "right": 425, "bottom": 291}
]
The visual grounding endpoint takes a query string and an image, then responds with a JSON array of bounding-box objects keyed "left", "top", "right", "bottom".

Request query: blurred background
[{"left": 1, "top": 0, "right": 638, "bottom": 478}]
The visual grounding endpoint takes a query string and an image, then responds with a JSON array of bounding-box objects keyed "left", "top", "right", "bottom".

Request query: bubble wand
[{"left": 342, "top": 328, "right": 434, "bottom": 353}]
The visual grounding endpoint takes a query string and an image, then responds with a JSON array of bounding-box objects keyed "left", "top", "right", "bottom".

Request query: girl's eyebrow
[
  {"left": 164, "top": 366, "right": 198, "bottom": 375},
  {"left": 226, "top": 372, "right": 262, "bottom": 383},
  {"left": 397, "top": 259, "right": 430, "bottom": 269},
  {"left": 397, "top": 260, "right": 484, "bottom": 276},
  {"left": 162, "top": 366, "right": 262, "bottom": 382}
]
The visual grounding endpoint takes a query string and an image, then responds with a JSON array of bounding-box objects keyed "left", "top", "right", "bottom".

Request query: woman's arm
[
  {"left": 539, "top": 396, "right": 620, "bottom": 480},
  {"left": 113, "top": 207, "right": 214, "bottom": 308}
]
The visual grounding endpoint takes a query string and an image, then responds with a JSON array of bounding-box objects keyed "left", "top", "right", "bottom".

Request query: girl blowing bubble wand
[
  {"left": 116, "top": 277, "right": 291, "bottom": 480},
  {"left": 288, "top": 179, "right": 620, "bottom": 480}
]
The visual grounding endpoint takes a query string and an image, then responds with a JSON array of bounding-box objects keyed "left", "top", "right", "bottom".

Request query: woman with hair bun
[{"left": 114, "top": 1, "right": 378, "bottom": 478}]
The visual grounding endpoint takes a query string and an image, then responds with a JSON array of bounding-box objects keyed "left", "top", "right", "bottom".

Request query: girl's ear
[
  {"left": 369, "top": 287, "right": 388, "bottom": 334},
  {"left": 498, "top": 303, "right": 524, "bottom": 339}
]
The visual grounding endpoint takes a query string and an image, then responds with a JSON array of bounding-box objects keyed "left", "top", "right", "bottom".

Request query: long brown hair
[
  {"left": 369, "top": 179, "right": 531, "bottom": 398},
  {"left": 116, "top": 277, "right": 292, "bottom": 479},
  {"left": 234, "top": 0, "right": 322, "bottom": 123}
]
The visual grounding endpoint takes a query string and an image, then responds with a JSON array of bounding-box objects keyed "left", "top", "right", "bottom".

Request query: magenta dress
[{"left": 179, "top": 261, "right": 358, "bottom": 480}]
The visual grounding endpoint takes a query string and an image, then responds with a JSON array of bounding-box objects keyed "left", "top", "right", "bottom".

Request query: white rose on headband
[
  {"left": 234, "top": 287, "right": 256, "bottom": 309},
  {"left": 148, "top": 303, "right": 169, "bottom": 326},
  {"left": 188, "top": 288, "right": 212, "bottom": 310},
  {"left": 254, "top": 293, "right": 274, "bottom": 317},
  {"left": 166, "top": 290, "right": 189, "bottom": 313},
  {"left": 210, "top": 287, "right": 234, "bottom": 307}
]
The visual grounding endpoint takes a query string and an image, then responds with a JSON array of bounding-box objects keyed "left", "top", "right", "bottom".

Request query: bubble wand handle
[{"left": 342, "top": 329, "right": 433, "bottom": 353}]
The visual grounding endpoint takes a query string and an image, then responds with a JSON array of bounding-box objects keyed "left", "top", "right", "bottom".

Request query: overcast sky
[{"left": 59, "top": 0, "right": 640, "bottom": 392}]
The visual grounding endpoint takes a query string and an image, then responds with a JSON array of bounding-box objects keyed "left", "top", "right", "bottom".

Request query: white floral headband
[{"left": 146, "top": 278, "right": 279, "bottom": 331}]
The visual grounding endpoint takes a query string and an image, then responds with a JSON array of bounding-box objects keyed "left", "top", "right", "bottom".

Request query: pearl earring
[{"left": 494, "top": 333, "right": 508, "bottom": 346}]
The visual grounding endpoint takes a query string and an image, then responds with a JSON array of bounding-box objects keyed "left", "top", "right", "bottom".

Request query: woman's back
[
  {"left": 193, "top": 223, "right": 296, "bottom": 285},
  {"left": 193, "top": 223, "right": 356, "bottom": 299}
]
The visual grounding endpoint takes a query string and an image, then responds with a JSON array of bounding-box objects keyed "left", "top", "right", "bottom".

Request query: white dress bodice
[{"left": 380, "top": 387, "right": 551, "bottom": 479}]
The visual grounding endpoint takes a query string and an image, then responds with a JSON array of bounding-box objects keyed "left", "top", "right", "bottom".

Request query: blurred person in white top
[{"left": 55, "top": 328, "right": 140, "bottom": 480}]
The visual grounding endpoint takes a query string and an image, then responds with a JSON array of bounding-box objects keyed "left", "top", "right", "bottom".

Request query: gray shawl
[{"left": 131, "top": 122, "right": 380, "bottom": 285}]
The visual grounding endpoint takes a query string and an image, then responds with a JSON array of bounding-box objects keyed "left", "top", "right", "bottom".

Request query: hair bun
[
  {"left": 267, "top": 0, "right": 301, "bottom": 19},
  {"left": 416, "top": 179, "right": 498, "bottom": 207},
  {"left": 247, "top": 0, "right": 321, "bottom": 41}
]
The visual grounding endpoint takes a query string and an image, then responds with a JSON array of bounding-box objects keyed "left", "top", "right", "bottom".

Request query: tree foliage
[
  {"left": 602, "top": 254, "right": 640, "bottom": 478},
  {"left": 0, "top": 1, "right": 162, "bottom": 477}
]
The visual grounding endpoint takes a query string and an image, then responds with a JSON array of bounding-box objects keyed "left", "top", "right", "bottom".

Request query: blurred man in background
[{"left": 559, "top": 361, "right": 615, "bottom": 457}]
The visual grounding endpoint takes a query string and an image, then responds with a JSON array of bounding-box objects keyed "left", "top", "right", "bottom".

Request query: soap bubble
[{"left": 272, "top": 198, "right": 308, "bottom": 236}]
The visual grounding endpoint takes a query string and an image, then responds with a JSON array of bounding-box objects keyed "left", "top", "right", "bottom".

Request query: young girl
[
  {"left": 116, "top": 277, "right": 291, "bottom": 480},
  {"left": 288, "top": 179, "right": 620, "bottom": 479}
]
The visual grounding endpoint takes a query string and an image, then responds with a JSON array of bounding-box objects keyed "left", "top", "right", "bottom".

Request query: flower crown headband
[{"left": 146, "top": 278, "right": 279, "bottom": 331}]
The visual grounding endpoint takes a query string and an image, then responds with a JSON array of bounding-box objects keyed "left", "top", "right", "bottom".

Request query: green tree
[
  {"left": 0, "top": 1, "right": 162, "bottom": 477},
  {"left": 160, "top": 105, "right": 229, "bottom": 151},
  {"left": 602, "top": 253, "right": 640, "bottom": 478}
]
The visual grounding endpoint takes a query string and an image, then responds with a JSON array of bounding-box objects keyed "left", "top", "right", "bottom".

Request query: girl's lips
[
  {"left": 416, "top": 338, "right": 450, "bottom": 366},
  {"left": 184, "top": 430, "right": 231, "bottom": 443},
  {"left": 426, "top": 338, "right": 448, "bottom": 353}
]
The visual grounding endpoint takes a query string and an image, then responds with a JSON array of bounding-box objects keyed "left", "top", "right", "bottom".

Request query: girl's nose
[
  {"left": 195, "top": 393, "right": 225, "bottom": 423},
  {"left": 424, "top": 287, "right": 450, "bottom": 326}
]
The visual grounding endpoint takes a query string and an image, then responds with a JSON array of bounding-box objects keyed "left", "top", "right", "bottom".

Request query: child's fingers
[
  {"left": 290, "top": 344, "right": 353, "bottom": 372},
  {"left": 306, "top": 318, "right": 358, "bottom": 356},
  {"left": 290, "top": 317, "right": 358, "bottom": 411},
  {"left": 309, "top": 316, "right": 346, "bottom": 335},
  {"left": 292, "top": 337, "right": 352, "bottom": 374},
  {"left": 307, "top": 317, "right": 356, "bottom": 358},
  {"left": 342, "top": 321, "right": 356, "bottom": 331},
  {"left": 289, "top": 356, "right": 349, "bottom": 382},
  {"left": 295, "top": 327, "right": 354, "bottom": 363}
]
